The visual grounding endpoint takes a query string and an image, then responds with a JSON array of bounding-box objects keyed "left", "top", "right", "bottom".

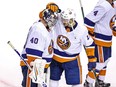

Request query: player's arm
[
  {"left": 111, "top": 15, "right": 116, "bottom": 36},
  {"left": 24, "top": 26, "right": 50, "bottom": 84},
  {"left": 25, "top": 30, "right": 44, "bottom": 64},
  {"left": 20, "top": 27, "right": 33, "bottom": 66},
  {"left": 112, "top": 25, "right": 116, "bottom": 36},
  {"left": 25, "top": 25, "right": 52, "bottom": 71},
  {"left": 82, "top": 30, "right": 96, "bottom": 71},
  {"left": 84, "top": 5, "right": 106, "bottom": 37}
]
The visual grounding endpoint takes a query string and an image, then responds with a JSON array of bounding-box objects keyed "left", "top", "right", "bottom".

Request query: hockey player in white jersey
[
  {"left": 20, "top": 8, "right": 58, "bottom": 87},
  {"left": 84, "top": 0, "right": 116, "bottom": 87},
  {"left": 113, "top": 0, "right": 116, "bottom": 13},
  {"left": 47, "top": 6, "right": 96, "bottom": 87}
]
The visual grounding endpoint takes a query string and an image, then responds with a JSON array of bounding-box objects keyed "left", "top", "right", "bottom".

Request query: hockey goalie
[{"left": 20, "top": 7, "right": 58, "bottom": 87}]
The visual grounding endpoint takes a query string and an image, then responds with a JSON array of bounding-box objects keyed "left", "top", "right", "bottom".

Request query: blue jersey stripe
[
  {"left": 26, "top": 48, "right": 43, "bottom": 57},
  {"left": 54, "top": 49, "right": 79, "bottom": 57},
  {"left": 95, "top": 33, "right": 112, "bottom": 41},
  {"left": 21, "top": 54, "right": 27, "bottom": 59},
  {"left": 42, "top": 57, "right": 52, "bottom": 62},
  {"left": 84, "top": 17, "right": 95, "bottom": 27}
]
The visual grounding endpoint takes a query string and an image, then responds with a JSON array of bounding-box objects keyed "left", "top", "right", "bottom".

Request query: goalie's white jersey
[
  {"left": 21, "top": 20, "right": 53, "bottom": 65},
  {"left": 53, "top": 17, "right": 94, "bottom": 63}
]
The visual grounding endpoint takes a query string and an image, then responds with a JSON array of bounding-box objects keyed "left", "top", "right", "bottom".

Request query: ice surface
[{"left": 0, "top": 0, "right": 116, "bottom": 87}]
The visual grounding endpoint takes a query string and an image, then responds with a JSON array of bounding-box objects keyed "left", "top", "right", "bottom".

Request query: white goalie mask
[
  {"left": 43, "top": 9, "right": 58, "bottom": 28},
  {"left": 60, "top": 8, "right": 76, "bottom": 27}
]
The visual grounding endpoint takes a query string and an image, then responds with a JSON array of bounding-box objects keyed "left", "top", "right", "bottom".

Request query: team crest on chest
[
  {"left": 110, "top": 15, "right": 116, "bottom": 29},
  {"left": 48, "top": 40, "right": 53, "bottom": 54},
  {"left": 57, "top": 35, "right": 71, "bottom": 50}
]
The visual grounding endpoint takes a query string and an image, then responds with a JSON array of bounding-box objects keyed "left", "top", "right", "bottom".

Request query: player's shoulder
[
  {"left": 114, "top": 1, "right": 116, "bottom": 5},
  {"left": 32, "top": 20, "right": 43, "bottom": 28},
  {"left": 74, "top": 24, "right": 87, "bottom": 37},
  {"left": 32, "top": 20, "right": 45, "bottom": 31},
  {"left": 98, "top": 1, "right": 113, "bottom": 11},
  {"left": 30, "top": 20, "right": 48, "bottom": 37},
  {"left": 113, "top": 1, "right": 116, "bottom": 13}
]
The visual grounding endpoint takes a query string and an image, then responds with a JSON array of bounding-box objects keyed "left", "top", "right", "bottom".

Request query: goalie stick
[
  {"left": 7, "top": 41, "right": 32, "bottom": 70},
  {"left": 79, "top": 0, "right": 84, "bottom": 19},
  {"left": 7, "top": 41, "right": 48, "bottom": 87}
]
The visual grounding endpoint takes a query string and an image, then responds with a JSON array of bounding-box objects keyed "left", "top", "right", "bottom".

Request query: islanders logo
[
  {"left": 110, "top": 15, "right": 116, "bottom": 29},
  {"left": 48, "top": 40, "right": 53, "bottom": 54},
  {"left": 57, "top": 35, "right": 71, "bottom": 50}
]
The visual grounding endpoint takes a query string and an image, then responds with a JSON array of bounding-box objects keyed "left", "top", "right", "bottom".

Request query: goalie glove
[
  {"left": 29, "top": 59, "right": 47, "bottom": 85},
  {"left": 44, "top": 63, "right": 50, "bottom": 73}
]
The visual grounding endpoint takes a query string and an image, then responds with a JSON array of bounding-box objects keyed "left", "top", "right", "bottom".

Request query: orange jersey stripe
[
  {"left": 98, "top": 46, "right": 104, "bottom": 63},
  {"left": 53, "top": 55, "right": 79, "bottom": 63},
  {"left": 94, "top": 39, "right": 112, "bottom": 47}
]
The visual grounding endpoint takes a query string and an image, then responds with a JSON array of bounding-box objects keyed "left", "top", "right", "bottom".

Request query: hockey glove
[
  {"left": 112, "top": 26, "right": 116, "bottom": 36},
  {"left": 112, "top": 26, "right": 116, "bottom": 31},
  {"left": 88, "top": 31, "right": 94, "bottom": 37},
  {"left": 44, "top": 63, "right": 50, "bottom": 73},
  {"left": 88, "top": 58, "right": 97, "bottom": 71}
]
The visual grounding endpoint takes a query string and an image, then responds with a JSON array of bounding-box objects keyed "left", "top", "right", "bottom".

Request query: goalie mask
[
  {"left": 60, "top": 8, "right": 76, "bottom": 27},
  {"left": 46, "top": 2, "right": 61, "bottom": 13},
  {"left": 39, "top": 9, "right": 58, "bottom": 28}
]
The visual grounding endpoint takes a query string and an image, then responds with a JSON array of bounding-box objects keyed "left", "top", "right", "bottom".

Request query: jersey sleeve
[
  {"left": 25, "top": 26, "right": 46, "bottom": 64},
  {"left": 81, "top": 30, "right": 95, "bottom": 59},
  {"left": 81, "top": 30, "right": 94, "bottom": 46},
  {"left": 84, "top": 5, "right": 106, "bottom": 36}
]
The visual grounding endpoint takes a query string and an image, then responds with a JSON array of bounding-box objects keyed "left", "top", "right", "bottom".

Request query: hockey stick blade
[
  {"left": 7, "top": 41, "right": 32, "bottom": 70},
  {"left": 7, "top": 41, "right": 48, "bottom": 87}
]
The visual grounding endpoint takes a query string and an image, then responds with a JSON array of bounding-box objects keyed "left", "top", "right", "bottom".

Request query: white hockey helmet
[
  {"left": 39, "top": 9, "right": 58, "bottom": 28},
  {"left": 60, "top": 8, "right": 76, "bottom": 27}
]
